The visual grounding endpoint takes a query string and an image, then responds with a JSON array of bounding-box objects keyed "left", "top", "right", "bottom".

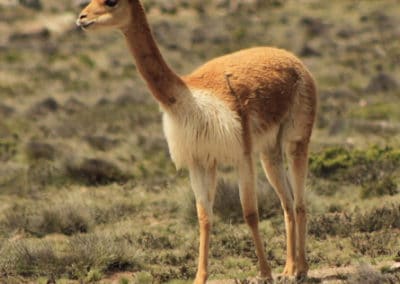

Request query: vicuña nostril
[{"left": 79, "top": 14, "right": 87, "bottom": 20}]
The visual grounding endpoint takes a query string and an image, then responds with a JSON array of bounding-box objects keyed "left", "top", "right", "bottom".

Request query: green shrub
[
  {"left": 309, "top": 147, "right": 354, "bottom": 178},
  {"left": 310, "top": 145, "right": 400, "bottom": 181},
  {"left": 86, "top": 268, "right": 102, "bottom": 282},
  {"left": 310, "top": 146, "right": 400, "bottom": 198}
]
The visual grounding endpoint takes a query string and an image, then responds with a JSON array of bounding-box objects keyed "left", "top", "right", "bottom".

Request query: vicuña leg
[
  {"left": 286, "top": 140, "right": 310, "bottom": 278},
  {"left": 189, "top": 162, "right": 217, "bottom": 284},
  {"left": 238, "top": 156, "right": 272, "bottom": 280},
  {"left": 261, "top": 145, "right": 296, "bottom": 277}
]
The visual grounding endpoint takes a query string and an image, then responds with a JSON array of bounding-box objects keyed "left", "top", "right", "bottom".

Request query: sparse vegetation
[{"left": 0, "top": 0, "right": 399, "bottom": 283}]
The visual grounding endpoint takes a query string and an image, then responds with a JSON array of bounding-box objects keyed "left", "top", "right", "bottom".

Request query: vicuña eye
[{"left": 104, "top": 0, "right": 118, "bottom": 7}]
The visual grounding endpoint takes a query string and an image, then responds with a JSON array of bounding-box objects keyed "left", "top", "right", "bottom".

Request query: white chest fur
[{"left": 162, "top": 89, "right": 243, "bottom": 169}]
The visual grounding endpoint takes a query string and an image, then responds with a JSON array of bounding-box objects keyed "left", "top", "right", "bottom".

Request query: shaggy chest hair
[{"left": 162, "top": 89, "right": 243, "bottom": 169}]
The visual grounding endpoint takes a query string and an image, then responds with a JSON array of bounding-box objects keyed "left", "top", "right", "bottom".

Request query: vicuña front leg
[
  {"left": 238, "top": 156, "right": 273, "bottom": 281},
  {"left": 189, "top": 162, "right": 217, "bottom": 284}
]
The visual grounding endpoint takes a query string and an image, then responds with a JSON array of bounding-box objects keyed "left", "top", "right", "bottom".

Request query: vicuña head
[
  {"left": 77, "top": 1, "right": 318, "bottom": 283},
  {"left": 77, "top": 0, "right": 132, "bottom": 30}
]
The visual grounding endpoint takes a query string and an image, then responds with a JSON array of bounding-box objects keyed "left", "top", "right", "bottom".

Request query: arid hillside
[{"left": 0, "top": 0, "right": 399, "bottom": 283}]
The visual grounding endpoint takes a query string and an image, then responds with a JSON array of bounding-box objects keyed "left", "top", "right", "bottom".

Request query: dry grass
[{"left": 0, "top": 0, "right": 399, "bottom": 283}]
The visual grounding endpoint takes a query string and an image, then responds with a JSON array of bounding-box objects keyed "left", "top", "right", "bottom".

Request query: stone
[{"left": 366, "top": 72, "right": 398, "bottom": 93}]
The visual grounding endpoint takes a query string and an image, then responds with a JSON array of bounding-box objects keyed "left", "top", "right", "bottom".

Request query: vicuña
[{"left": 77, "top": 1, "right": 317, "bottom": 283}]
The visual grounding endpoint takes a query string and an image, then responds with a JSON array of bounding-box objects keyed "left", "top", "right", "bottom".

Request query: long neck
[{"left": 122, "top": 0, "right": 184, "bottom": 106}]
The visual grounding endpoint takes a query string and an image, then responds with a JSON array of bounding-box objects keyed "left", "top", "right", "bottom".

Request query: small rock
[
  {"left": 63, "top": 97, "right": 86, "bottom": 114},
  {"left": 26, "top": 141, "right": 56, "bottom": 161},
  {"left": 86, "top": 135, "right": 119, "bottom": 151},
  {"left": 336, "top": 28, "right": 356, "bottom": 39},
  {"left": 66, "top": 158, "right": 129, "bottom": 185},
  {"left": 390, "top": 262, "right": 400, "bottom": 272},
  {"left": 159, "top": 1, "right": 177, "bottom": 14},
  {"left": 299, "top": 44, "right": 321, "bottom": 57},
  {"left": 300, "top": 17, "right": 329, "bottom": 37},
  {"left": 115, "top": 93, "right": 147, "bottom": 105},
  {"left": 0, "top": 104, "right": 15, "bottom": 117},
  {"left": 96, "top": 98, "right": 111, "bottom": 106},
  {"left": 19, "top": 0, "right": 42, "bottom": 10},
  {"left": 365, "top": 72, "right": 398, "bottom": 93},
  {"left": 28, "top": 97, "right": 59, "bottom": 117}
]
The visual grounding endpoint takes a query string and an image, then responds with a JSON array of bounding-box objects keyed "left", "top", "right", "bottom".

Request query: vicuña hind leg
[
  {"left": 189, "top": 162, "right": 217, "bottom": 284},
  {"left": 261, "top": 145, "right": 296, "bottom": 277},
  {"left": 238, "top": 156, "right": 273, "bottom": 281},
  {"left": 286, "top": 140, "right": 310, "bottom": 279}
]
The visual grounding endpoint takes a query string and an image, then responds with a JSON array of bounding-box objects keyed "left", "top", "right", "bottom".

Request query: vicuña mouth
[{"left": 77, "top": 20, "right": 95, "bottom": 29}]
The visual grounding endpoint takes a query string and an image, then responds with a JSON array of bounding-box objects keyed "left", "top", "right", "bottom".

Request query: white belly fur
[{"left": 162, "top": 89, "right": 243, "bottom": 169}]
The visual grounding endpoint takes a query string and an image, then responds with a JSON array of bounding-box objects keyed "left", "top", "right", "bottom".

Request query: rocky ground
[{"left": 0, "top": 0, "right": 399, "bottom": 283}]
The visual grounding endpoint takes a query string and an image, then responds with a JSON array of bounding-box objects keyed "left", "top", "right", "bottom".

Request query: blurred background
[{"left": 0, "top": 0, "right": 399, "bottom": 283}]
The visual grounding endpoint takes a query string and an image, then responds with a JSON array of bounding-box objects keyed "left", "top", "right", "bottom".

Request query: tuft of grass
[
  {"left": 0, "top": 233, "right": 142, "bottom": 280},
  {"left": 350, "top": 102, "right": 400, "bottom": 121},
  {"left": 350, "top": 231, "right": 396, "bottom": 258},
  {"left": 133, "top": 272, "right": 153, "bottom": 284},
  {"left": 66, "top": 158, "right": 130, "bottom": 186},
  {"left": 0, "top": 239, "right": 57, "bottom": 277},
  {"left": 346, "top": 263, "right": 399, "bottom": 284},
  {"left": 309, "top": 212, "right": 352, "bottom": 239},
  {"left": 86, "top": 268, "right": 102, "bottom": 282},
  {"left": 3, "top": 201, "right": 92, "bottom": 237},
  {"left": 353, "top": 204, "right": 400, "bottom": 233},
  {"left": 0, "top": 139, "right": 17, "bottom": 162},
  {"left": 1, "top": 190, "right": 139, "bottom": 237},
  {"left": 68, "top": 233, "right": 141, "bottom": 275},
  {"left": 309, "top": 203, "right": 400, "bottom": 238},
  {"left": 181, "top": 178, "right": 281, "bottom": 225},
  {"left": 361, "top": 176, "right": 398, "bottom": 199}
]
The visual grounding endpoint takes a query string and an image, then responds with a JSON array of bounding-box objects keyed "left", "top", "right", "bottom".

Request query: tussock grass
[
  {"left": 181, "top": 178, "right": 281, "bottom": 225},
  {"left": 309, "top": 203, "right": 400, "bottom": 239},
  {"left": 350, "top": 231, "right": 398, "bottom": 258},
  {"left": 1, "top": 189, "right": 140, "bottom": 237},
  {"left": 66, "top": 158, "right": 130, "bottom": 186},
  {"left": 346, "top": 264, "right": 400, "bottom": 284},
  {"left": 0, "top": 233, "right": 142, "bottom": 280}
]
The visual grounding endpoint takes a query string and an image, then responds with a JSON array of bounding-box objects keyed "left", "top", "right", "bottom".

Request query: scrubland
[{"left": 0, "top": 0, "right": 399, "bottom": 283}]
